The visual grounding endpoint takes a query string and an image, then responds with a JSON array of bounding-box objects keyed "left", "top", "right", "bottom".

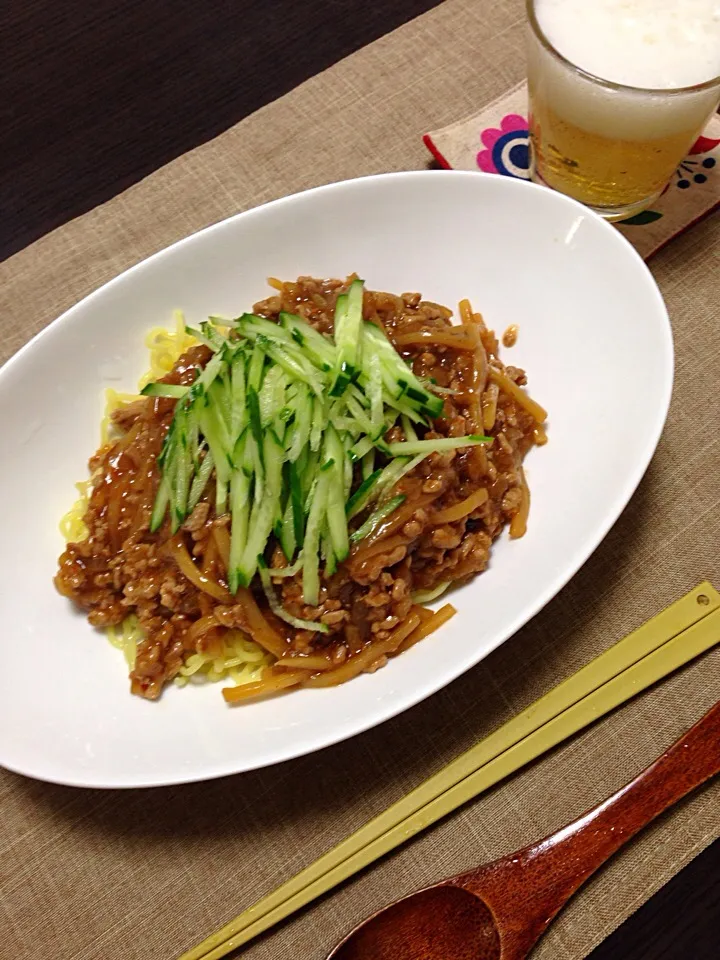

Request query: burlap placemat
[{"left": 1, "top": 1, "right": 718, "bottom": 958}]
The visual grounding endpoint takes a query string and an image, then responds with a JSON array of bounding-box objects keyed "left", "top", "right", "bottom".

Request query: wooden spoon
[{"left": 328, "top": 700, "right": 720, "bottom": 960}]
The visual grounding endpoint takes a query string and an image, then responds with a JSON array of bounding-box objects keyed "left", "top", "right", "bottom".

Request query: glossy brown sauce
[{"left": 501, "top": 324, "right": 519, "bottom": 348}]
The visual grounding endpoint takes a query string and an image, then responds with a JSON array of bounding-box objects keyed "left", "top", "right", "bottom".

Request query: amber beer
[{"left": 526, "top": 0, "right": 720, "bottom": 220}]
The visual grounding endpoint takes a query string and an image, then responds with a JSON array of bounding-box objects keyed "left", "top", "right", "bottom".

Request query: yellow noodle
[
  {"left": 174, "top": 632, "right": 273, "bottom": 687},
  {"left": 59, "top": 479, "right": 92, "bottom": 542}
]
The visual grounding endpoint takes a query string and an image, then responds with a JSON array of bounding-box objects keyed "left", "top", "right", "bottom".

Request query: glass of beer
[{"left": 526, "top": 0, "right": 720, "bottom": 220}]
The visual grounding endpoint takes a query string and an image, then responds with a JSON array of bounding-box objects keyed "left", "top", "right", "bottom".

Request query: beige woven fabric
[{"left": 1, "top": 1, "right": 719, "bottom": 958}]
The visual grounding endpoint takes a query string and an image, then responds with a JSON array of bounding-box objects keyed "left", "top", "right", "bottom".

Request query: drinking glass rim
[{"left": 526, "top": 0, "right": 720, "bottom": 97}]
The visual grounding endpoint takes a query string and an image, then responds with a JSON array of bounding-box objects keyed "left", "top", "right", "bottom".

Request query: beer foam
[
  {"left": 536, "top": 0, "right": 720, "bottom": 89},
  {"left": 529, "top": 0, "right": 720, "bottom": 140}
]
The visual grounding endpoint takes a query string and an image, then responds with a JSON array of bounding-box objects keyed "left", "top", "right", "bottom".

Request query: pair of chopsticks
[{"left": 180, "top": 581, "right": 720, "bottom": 960}]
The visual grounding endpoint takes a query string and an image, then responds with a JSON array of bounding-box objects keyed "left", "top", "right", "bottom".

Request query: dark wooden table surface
[{"left": 2, "top": 2, "right": 719, "bottom": 957}]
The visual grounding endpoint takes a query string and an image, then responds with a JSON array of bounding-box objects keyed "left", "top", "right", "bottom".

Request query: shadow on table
[{"left": 14, "top": 456, "right": 663, "bottom": 849}]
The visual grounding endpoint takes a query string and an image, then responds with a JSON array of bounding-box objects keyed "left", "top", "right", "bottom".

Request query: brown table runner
[{"left": 1, "top": 1, "right": 719, "bottom": 957}]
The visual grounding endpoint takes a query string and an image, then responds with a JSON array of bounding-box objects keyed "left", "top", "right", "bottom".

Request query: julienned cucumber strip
[
  {"left": 257, "top": 336, "right": 324, "bottom": 395},
  {"left": 265, "top": 556, "right": 303, "bottom": 578},
  {"left": 345, "top": 468, "right": 383, "bottom": 519},
  {"left": 377, "top": 451, "right": 429, "bottom": 504},
  {"left": 236, "top": 430, "right": 283, "bottom": 586},
  {"left": 343, "top": 439, "right": 353, "bottom": 499},
  {"left": 332, "top": 279, "right": 364, "bottom": 395},
  {"left": 361, "top": 322, "right": 443, "bottom": 418},
  {"left": 199, "top": 322, "right": 228, "bottom": 352},
  {"left": 324, "top": 547, "right": 337, "bottom": 578},
  {"left": 170, "top": 404, "right": 193, "bottom": 532},
  {"left": 350, "top": 494, "right": 406, "bottom": 543},
  {"left": 188, "top": 448, "right": 215, "bottom": 512},
  {"left": 401, "top": 414, "right": 418, "bottom": 443},
  {"left": 348, "top": 435, "right": 374, "bottom": 462},
  {"left": 309, "top": 395, "right": 324, "bottom": 452},
  {"left": 141, "top": 382, "right": 189, "bottom": 398},
  {"left": 258, "top": 364, "right": 284, "bottom": 426},
  {"left": 247, "top": 387, "right": 264, "bottom": 469},
  {"left": 302, "top": 469, "right": 330, "bottom": 605},
  {"left": 184, "top": 324, "right": 218, "bottom": 351},
  {"left": 189, "top": 349, "right": 226, "bottom": 402},
  {"left": 324, "top": 426, "right": 349, "bottom": 561},
  {"left": 188, "top": 418, "right": 201, "bottom": 471},
  {"left": 321, "top": 515, "right": 338, "bottom": 577},
  {"left": 330, "top": 293, "right": 350, "bottom": 395},
  {"left": 385, "top": 435, "right": 491, "bottom": 456},
  {"left": 228, "top": 458, "right": 251, "bottom": 593},
  {"left": 280, "top": 312, "right": 335, "bottom": 369},
  {"left": 279, "top": 496, "right": 297, "bottom": 563},
  {"left": 209, "top": 378, "right": 233, "bottom": 450},
  {"left": 289, "top": 461, "right": 304, "bottom": 547},
  {"left": 286, "top": 383, "right": 312, "bottom": 462},
  {"left": 197, "top": 404, "right": 230, "bottom": 484},
  {"left": 300, "top": 448, "right": 319, "bottom": 508},
  {"left": 345, "top": 393, "right": 375, "bottom": 436},
  {"left": 371, "top": 456, "right": 411, "bottom": 507},
  {"left": 246, "top": 342, "right": 265, "bottom": 393},
  {"left": 361, "top": 448, "right": 376, "bottom": 481},
  {"left": 367, "top": 352, "right": 384, "bottom": 434},
  {"left": 258, "top": 559, "right": 329, "bottom": 633},
  {"left": 230, "top": 350, "right": 247, "bottom": 440},
  {"left": 234, "top": 312, "right": 297, "bottom": 344},
  {"left": 244, "top": 431, "right": 264, "bottom": 495},
  {"left": 273, "top": 517, "right": 284, "bottom": 544},
  {"left": 150, "top": 476, "right": 172, "bottom": 532}
]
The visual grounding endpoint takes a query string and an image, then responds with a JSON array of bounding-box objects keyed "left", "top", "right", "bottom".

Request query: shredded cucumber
[
  {"left": 265, "top": 556, "right": 303, "bottom": 578},
  {"left": 372, "top": 456, "right": 411, "bottom": 505},
  {"left": 188, "top": 447, "right": 215, "bottom": 512},
  {"left": 228, "top": 456, "right": 251, "bottom": 593},
  {"left": 258, "top": 559, "right": 328, "bottom": 633},
  {"left": 346, "top": 468, "right": 383, "bottom": 519},
  {"left": 302, "top": 468, "right": 330, "bottom": 605},
  {"left": 147, "top": 279, "right": 484, "bottom": 598},
  {"left": 280, "top": 312, "right": 335, "bottom": 369},
  {"left": 324, "top": 426, "right": 349, "bottom": 562},
  {"left": 286, "top": 384, "right": 312, "bottom": 461},
  {"left": 412, "top": 581, "right": 451, "bottom": 604},
  {"left": 361, "top": 448, "right": 376, "bottom": 481},
  {"left": 350, "top": 494, "right": 406, "bottom": 543},
  {"left": 385, "top": 435, "right": 491, "bottom": 457},
  {"left": 348, "top": 435, "right": 374, "bottom": 462},
  {"left": 331, "top": 278, "right": 364, "bottom": 395},
  {"left": 149, "top": 475, "right": 172, "bottom": 533},
  {"left": 141, "top": 382, "right": 189, "bottom": 399},
  {"left": 378, "top": 451, "right": 430, "bottom": 503},
  {"left": 278, "top": 496, "right": 297, "bottom": 563}
]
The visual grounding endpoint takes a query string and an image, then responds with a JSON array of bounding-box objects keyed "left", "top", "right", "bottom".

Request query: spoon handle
[{"left": 462, "top": 700, "right": 720, "bottom": 958}]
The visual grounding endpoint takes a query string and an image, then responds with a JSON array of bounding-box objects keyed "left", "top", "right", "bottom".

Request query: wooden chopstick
[{"left": 179, "top": 582, "right": 720, "bottom": 960}]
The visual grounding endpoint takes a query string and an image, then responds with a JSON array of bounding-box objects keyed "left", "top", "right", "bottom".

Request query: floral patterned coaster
[{"left": 424, "top": 82, "right": 720, "bottom": 259}]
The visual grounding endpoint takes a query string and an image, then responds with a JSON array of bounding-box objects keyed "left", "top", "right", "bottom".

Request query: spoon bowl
[
  {"left": 328, "top": 699, "right": 720, "bottom": 959},
  {"left": 330, "top": 886, "right": 500, "bottom": 960}
]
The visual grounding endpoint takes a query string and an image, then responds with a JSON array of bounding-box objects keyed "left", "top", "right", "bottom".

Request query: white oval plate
[{"left": 0, "top": 172, "right": 672, "bottom": 788}]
